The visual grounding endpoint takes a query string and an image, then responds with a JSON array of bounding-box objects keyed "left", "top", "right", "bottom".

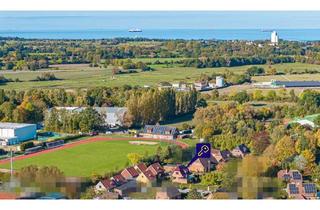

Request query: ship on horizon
[{"left": 129, "top": 28, "right": 142, "bottom": 32}]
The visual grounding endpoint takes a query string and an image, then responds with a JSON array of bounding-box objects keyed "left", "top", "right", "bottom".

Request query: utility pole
[{"left": 10, "top": 149, "right": 13, "bottom": 177}]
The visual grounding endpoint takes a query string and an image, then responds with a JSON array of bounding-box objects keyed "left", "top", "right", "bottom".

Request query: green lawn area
[
  {"left": 0, "top": 140, "right": 170, "bottom": 177},
  {"left": 0, "top": 62, "right": 319, "bottom": 90}
]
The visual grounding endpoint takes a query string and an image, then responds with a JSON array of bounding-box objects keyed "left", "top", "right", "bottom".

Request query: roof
[
  {"left": 112, "top": 174, "right": 126, "bottom": 185},
  {"left": 157, "top": 187, "right": 181, "bottom": 198},
  {"left": 147, "top": 162, "right": 164, "bottom": 176},
  {"left": 142, "top": 125, "right": 178, "bottom": 136},
  {"left": 123, "top": 167, "right": 139, "bottom": 178},
  {"left": 141, "top": 170, "right": 156, "bottom": 181},
  {"left": 290, "top": 114, "right": 320, "bottom": 127},
  {"left": 273, "top": 81, "right": 320, "bottom": 87},
  {"left": 234, "top": 144, "right": 250, "bottom": 154},
  {"left": 288, "top": 183, "right": 300, "bottom": 194},
  {"left": 135, "top": 163, "right": 147, "bottom": 173},
  {"left": 303, "top": 183, "right": 317, "bottom": 194},
  {"left": 100, "top": 179, "right": 116, "bottom": 190},
  {"left": 0, "top": 122, "right": 36, "bottom": 129},
  {"left": 173, "top": 165, "right": 190, "bottom": 178}
]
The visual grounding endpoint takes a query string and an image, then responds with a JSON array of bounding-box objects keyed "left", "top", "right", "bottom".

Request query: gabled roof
[
  {"left": 123, "top": 166, "right": 139, "bottom": 178},
  {"left": 173, "top": 165, "right": 190, "bottom": 178},
  {"left": 142, "top": 125, "right": 178, "bottom": 135},
  {"left": 100, "top": 179, "right": 117, "bottom": 190},
  {"left": 233, "top": 144, "right": 250, "bottom": 154},
  {"left": 111, "top": 174, "right": 126, "bottom": 185},
  {"left": 147, "top": 162, "right": 164, "bottom": 176},
  {"left": 135, "top": 163, "right": 147, "bottom": 173},
  {"left": 142, "top": 170, "right": 156, "bottom": 181}
]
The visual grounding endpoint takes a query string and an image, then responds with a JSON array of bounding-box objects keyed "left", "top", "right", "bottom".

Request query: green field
[
  {"left": 1, "top": 62, "right": 320, "bottom": 90},
  {"left": 0, "top": 140, "right": 170, "bottom": 177}
]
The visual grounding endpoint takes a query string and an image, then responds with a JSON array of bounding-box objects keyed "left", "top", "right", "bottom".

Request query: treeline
[
  {"left": 125, "top": 88, "right": 198, "bottom": 127},
  {"left": 44, "top": 108, "right": 103, "bottom": 133},
  {"left": 0, "top": 38, "right": 318, "bottom": 70},
  {"left": 182, "top": 56, "right": 295, "bottom": 68}
]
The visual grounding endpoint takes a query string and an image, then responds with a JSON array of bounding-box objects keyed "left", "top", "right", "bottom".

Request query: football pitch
[{"left": 0, "top": 139, "right": 172, "bottom": 177}]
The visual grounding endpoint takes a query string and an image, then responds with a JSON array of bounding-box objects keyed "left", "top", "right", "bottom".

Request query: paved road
[{"left": 0, "top": 137, "right": 189, "bottom": 165}]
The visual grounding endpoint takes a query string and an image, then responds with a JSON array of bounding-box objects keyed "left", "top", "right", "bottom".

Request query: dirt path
[{"left": 0, "top": 137, "right": 189, "bottom": 165}]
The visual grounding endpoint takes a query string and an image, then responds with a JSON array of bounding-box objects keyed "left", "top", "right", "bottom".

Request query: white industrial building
[
  {"left": 215, "top": 76, "right": 225, "bottom": 88},
  {"left": 271, "top": 31, "right": 279, "bottom": 45},
  {"left": 0, "top": 123, "right": 37, "bottom": 146}
]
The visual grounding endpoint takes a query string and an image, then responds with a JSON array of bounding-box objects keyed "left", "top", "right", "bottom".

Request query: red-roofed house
[
  {"left": 134, "top": 163, "right": 148, "bottom": 174},
  {"left": 171, "top": 165, "right": 190, "bottom": 184},
  {"left": 147, "top": 162, "right": 164, "bottom": 177},
  {"left": 136, "top": 170, "right": 157, "bottom": 185},
  {"left": 95, "top": 179, "right": 117, "bottom": 192},
  {"left": 111, "top": 174, "right": 127, "bottom": 185},
  {"left": 121, "top": 166, "right": 139, "bottom": 180}
]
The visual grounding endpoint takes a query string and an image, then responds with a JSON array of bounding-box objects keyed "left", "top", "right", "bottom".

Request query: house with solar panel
[
  {"left": 139, "top": 125, "right": 179, "bottom": 140},
  {"left": 277, "top": 169, "right": 303, "bottom": 184},
  {"left": 287, "top": 183, "right": 317, "bottom": 199}
]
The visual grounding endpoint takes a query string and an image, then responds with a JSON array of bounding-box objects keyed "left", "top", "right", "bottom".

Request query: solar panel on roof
[
  {"left": 303, "top": 183, "right": 317, "bottom": 194},
  {"left": 289, "top": 184, "right": 299, "bottom": 194},
  {"left": 292, "top": 171, "right": 302, "bottom": 180},
  {"left": 283, "top": 174, "right": 291, "bottom": 180}
]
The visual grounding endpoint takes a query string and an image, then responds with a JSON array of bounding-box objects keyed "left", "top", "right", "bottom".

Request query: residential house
[
  {"left": 188, "top": 158, "right": 216, "bottom": 173},
  {"left": 171, "top": 165, "right": 190, "bottom": 184},
  {"left": 231, "top": 144, "right": 250, "bottom": 158},
  {"left": 136, "top": 170, "right": 157, "bottom": 185},
  {"left": 95, "top": 179, "right": 117, "bottom": 192},
  {"left": 134, "top": 163, "right": 148, "bottom": 174},
  {"left": 287, "top": 183, "right": 317, "bottom": 199},
  {"left": 163, "top": 164, "right": 178, "bottom": 174},
  {"left": 156, "top": 187, "right": 181, "bottom": 199},
  {"left": 121, "top": 166, "right": 139, "bottom": 180},
  {"left": 211, "top": 149, "right": 232, "bottom": 163},
  {"left": 147, "top": 162, "right": 165, "bottom": 177},
  {"left": 111, "top": 174, "right": 127, "bottom": 186},
  {"left": 139, "top": 125, "right": 179, "bottom": 140},
  {"left": 277, "top": 169, "right": 303, "bottom": 184}
]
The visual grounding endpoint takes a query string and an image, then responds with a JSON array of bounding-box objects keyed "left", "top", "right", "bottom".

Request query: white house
[{"left": 0, "top": 123, "right": 37, "bottom": 146}]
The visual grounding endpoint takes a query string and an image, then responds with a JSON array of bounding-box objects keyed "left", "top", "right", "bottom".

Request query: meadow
[
  {"left": 1, "top": 62, "right": 320, "bottom": 90},
  {"left": 0, "top": 140, "right": 170, "bottom": 177}
]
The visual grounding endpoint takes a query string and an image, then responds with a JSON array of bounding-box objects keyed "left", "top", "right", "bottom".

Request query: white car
[{"left": 105, "top": 131, "right": 112, "bottom": 134}]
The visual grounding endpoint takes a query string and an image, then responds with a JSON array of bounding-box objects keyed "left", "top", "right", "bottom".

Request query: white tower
[
  {"left": 271, "top": 31, "right": 279, "bottom": 45},
  {"left": 216, "top": 76, "right": 225, "bottom": 88}
]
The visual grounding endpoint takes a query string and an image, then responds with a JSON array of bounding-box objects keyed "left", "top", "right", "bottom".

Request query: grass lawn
[
  {"left": 1, "top": 62, "right": 319, "bottom": 90},
  {"left": 0, "top": 140, "right": 170, "bottom": 177}
]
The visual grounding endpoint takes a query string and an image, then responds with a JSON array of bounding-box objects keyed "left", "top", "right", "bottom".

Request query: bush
[{"left": 20, "top": 141, "right": 35, "bottom": 151}]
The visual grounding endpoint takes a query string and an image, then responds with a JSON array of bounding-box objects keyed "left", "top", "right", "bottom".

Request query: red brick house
[{"left": 121, "top": 166, "right": 140, "bottom": 180}]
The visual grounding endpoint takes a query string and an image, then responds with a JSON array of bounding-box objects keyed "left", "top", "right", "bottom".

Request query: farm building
[
  {"left": 0, "top": 123, "right": 37, "bottom": 146},
  {"left": 253, "top": 80, "right": 320, "bottom": 89},
  {"left": 139, "top": 125, "right": 179, "bottom": 140}
]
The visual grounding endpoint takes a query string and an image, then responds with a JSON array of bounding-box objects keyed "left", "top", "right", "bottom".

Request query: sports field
[
  {"left": 1, "top": 62, "right": 319, "bottom": 90},
  {"left": 0, "top": 138, "right": 178, "bottom": 177}
]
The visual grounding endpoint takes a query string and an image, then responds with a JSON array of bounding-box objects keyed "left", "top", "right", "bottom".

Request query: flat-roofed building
[{"left": 0, "top": 123, "right": 37, "bottom": 146}]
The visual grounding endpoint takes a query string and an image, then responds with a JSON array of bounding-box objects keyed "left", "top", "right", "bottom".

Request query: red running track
[{"left": 0, "top": 137, "right": 189, "bottom": 165}]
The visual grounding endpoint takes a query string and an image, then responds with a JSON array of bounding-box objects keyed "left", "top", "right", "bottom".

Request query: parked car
[
  {"left": 90, "top": 131, "right": 99, "bottom": 136},
  {"left": 105, "top": 131, "right": 112, "bottom": 134}
]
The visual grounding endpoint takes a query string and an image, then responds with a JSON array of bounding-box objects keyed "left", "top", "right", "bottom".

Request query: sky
[{"left": 0, "top": 11, "right": 320, "bottom": 30}]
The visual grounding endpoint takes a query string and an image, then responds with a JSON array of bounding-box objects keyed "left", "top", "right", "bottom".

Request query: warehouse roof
[
  {"left": 0, "top": 122, "right": 36, "bottom": 129},
  {"left": 272, "top": 81, "right": 320, "bottom": 87}
]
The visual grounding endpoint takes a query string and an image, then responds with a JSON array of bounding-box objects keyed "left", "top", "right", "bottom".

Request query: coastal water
[{"left": 0, "top": 11, "right": 320, "bottom": 41}]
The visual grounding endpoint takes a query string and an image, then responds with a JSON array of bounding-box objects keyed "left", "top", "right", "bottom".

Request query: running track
[{"left": 0, "top": 137, "right": 189, "bottom": 165}]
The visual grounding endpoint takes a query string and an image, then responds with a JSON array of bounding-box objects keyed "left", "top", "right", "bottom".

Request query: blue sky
[{"left": 0, "top": 11, "right": 320, "bottom": 30}]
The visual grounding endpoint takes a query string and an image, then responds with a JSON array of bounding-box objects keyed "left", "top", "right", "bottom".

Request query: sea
[{"left": 0, "top": 11, "right": 320, "bottom": 41}]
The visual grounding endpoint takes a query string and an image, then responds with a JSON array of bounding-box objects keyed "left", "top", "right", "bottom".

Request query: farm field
[
  {"left": 0, "top": 63, "right": 319, "bottom": 90},
  {"left": 0, "top": 139, "right": 171, "bottom": 177}
]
